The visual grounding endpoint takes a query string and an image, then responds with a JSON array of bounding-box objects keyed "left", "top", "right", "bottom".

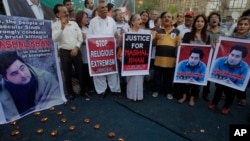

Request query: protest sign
[
  {"left": 174, "top": 43, "right": 213, "bottom": 85},
  {"left": 122, "top": 33, "right": 152, "bottom": 76},
  {"left": 86, "top": 36, "right": 117, "bottom": 76},
  {"left": 0, "top": 15, "right": 66, "bottom": 124},
  {"left": 208, "top": 36, "right": 250, "bottom": 91}
]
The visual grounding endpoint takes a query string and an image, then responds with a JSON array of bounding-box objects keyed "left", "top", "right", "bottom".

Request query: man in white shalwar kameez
[{"left": 88, "top": 0, "right": 121, "bottom": 98}]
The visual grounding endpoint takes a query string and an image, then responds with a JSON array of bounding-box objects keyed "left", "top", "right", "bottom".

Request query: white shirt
[
  {"left": 177, "top": 24, "right": 191, "bottom": 39},
  {"left": 89, "top": 16, "right": 117, "bottom": 35},
  {"left": 27, "top": 0, "right": 44, "bottom": 19},
  {"left": 52, "top": 20, "right": 83, "bottom": 50},
  {"left": 84, "top": 8, "right": 93, "bottom": 21},
  {"left": 149, "top": 20, "right": 155, "bottom": 29}
]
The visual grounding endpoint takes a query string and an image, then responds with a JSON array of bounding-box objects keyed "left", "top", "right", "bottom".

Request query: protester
[
  {"left": 149, "top": 10, "right": 159, "bottom": 29},
  {"left": 176, "top": 14, "right": 210, "bottom": 107},
  {"left": 88, "top": 0, "right": 122, "bottom": 99},
  {"left": 173, "top": 12, "right": 184, "bottom": 28},
  {"left": 202, "top": 12, "right": 225, "bottom": 101},
  {"left": 231, "top": 16, "right": 250, "bottom": 106},
  {"left": 151, "top": 11, "right": 181, "bottom": 99},
  {"left": 209, "top": 17, "right": 250, "bottom": 115},
  {"left": 84, "top": 0, "right": 94, "bottom": 22},
  {"left": 52, "top": 4, "right": 84, "bottom": 100},
  {"left": 140, "top": 10, "right": 150, "bottom": 30},
  {"left": 63, "top": 0, "right": 76, "bottom": 21},
  {"left": 75, "top": 11, "right": 94, "bottom": 99},
  {"left": 117, "top": 14, "right": 151, "bottom": 101},
  {"left": 177, "top": 11, "right": 194, "bottom": 38}
]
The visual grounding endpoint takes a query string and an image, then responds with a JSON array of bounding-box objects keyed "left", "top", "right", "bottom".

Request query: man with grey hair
[{"left": 88, "top": 0, "right": 122, "bottom": 99}]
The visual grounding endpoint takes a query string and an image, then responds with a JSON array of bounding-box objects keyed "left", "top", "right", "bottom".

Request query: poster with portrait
[
  {"left": 174, "top": 43, "right": 213, "bottom": 85},
  {"left": 208, "top": 36, "right": 250, "bottom": 91},
  {"left": 3, "top": 0, "right": 55, "bottom": 20},
  {"left": 3, "top": 0, "right": 135, "bottom": 21},
  {"left": 0, "top": 15, "right": 66, "bottom": 124},
  {"left": 86, "top": 36, "right": 118, "bottom": 76},
  {"left": 121, "top": 33, "right": 152, "bottom": 76}
]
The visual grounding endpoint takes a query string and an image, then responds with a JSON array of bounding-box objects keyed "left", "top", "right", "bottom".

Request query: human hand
[
  {"left": 61, "top": 17, "right": 68, "bottom": 30},
  {"left": 156, "top": 33, "right": 164, "bottom": 40},
  {"left": 71, "top": 47, "right": 79, "bottom": 56},
  {"left": 82, "top": 33, "right": 87, "bottom": 39}
]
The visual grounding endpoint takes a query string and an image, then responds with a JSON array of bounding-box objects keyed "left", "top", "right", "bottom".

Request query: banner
[
  {"left": 174, "top": 43, "right": 213, "bottom": 86},
  {"left": 122, "top": 33, "right": 152, "bottom": 76},
  {"left": 3, "top": 0, "right": 135, "bottom": 21},
  {"left": 0, "top": 15, "right": 66, "bottom": 124},
  {"left": 208, "top": 36, "right": 250, "bottom": 91},
  {"left": 86, "top": 36, "right": 118, "bottom": 76}
]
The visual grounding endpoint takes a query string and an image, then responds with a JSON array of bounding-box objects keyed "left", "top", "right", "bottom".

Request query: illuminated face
[
  {"left": 87, "top": 0, "right": 94, "bottom": 10},
  {"left": 161, "top": 13, "right": 173, "bottom": 27},
  {"left": 195, "top": 16, "right": 205, "bottom": 30},
  {"left": 209, "top": 14, "right": 219, "bottom": 27},
  {"left": 81, "top": 13, "right": 88, "bottom": 25},
  {"left": 237, "top": 19, "right": 250, "bottom": 35},
  {"left": 5, "top": 60, "right": 32, "bottom": 85},
  {"left": 115, "top": 10, "right": 124, "bottom": 22},
  {"left": 132, "top": 15, "right": 142, "bottom": 29},
  {"left": 188, "top": 53, "right": 200, "bottom": 66},
  {"left": 140, "top": 12, "right": 149, "bottom": 24},
  {"left": 98, "top": 2, "right": 108, "bottom": 18},
  {"left": 227, "top": 50, "right": 243, "bottom": 66},
  {"left": 65, "top": 1, "right": 74, "bottom": 13},
  {"left": 57, "top": 6, "right": 69, "bottom": 19}
]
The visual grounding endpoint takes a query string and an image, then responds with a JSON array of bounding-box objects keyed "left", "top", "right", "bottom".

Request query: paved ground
[{"left": 0, "top": 81, "right": 249, "bottom": 141}]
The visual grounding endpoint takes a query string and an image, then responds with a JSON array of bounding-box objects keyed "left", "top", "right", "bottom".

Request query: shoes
[
  {"left": 152, "top": 92, "right": 159, "bottom": 98},
  {"left": 167, "top": 94, "right": 173, "bottom": 100},
  {"left": 208, "top": 103, "right": 216, "bottom": 110},
  {"left": 114, "top": 92, "right": 123, "bottom": 99},
  {"left": 221, "top": 108, "right": 229, "bottom": 115},
  {"left": 238, "top": 99, "right": 246, "bottom": 106},
  {"left": 178, "top": 94, "right": 186, "bottom": 104},
  {"left": 84, "top": 92, "right": 93, "bottom": 99},
  {"left": 99, "top": 92, "right": 106, "bottom": 99}
]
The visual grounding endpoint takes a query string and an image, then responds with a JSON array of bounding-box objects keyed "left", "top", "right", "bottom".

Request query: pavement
[{"left": 0, "top": 81, "right": 249, "bottom": 141}]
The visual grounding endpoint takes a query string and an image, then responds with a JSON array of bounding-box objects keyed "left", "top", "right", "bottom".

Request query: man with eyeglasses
[
  {"left": 173, "top": 12, "right": 184, "bottom": 28},
  {"left": 177, "top": 11, "right": 195, "bottom": 39}
]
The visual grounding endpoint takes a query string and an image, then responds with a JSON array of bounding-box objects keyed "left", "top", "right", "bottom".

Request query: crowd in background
[{"left": 51, "top": 0, "right": 250, "bottom": 117}]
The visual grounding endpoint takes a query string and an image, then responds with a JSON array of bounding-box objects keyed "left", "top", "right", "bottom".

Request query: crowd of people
[
  {"left": 6, "top": 0, "right": 237, "bottom": 119},
  {"left": 50, "top": 0, "right": 250, "bottom": 117}
]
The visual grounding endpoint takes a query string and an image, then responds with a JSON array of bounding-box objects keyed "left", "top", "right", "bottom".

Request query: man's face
[
  {"left": 161, "top": 13, "right": 173, "bottom": 27},
  {"left": 65, "top": 2, "right": 74, "bottom": 13},
  {"left": 209, "top": 14, "right": 219, "bottom": 27},
  {"left": 98, "top": 2, "right": 108, "bottom": 18},
  {"left": 5, "top": 60, "right": 31, "bottom": 85},
  {"left": 115, "top": 10, "right": 123, "bottom": 22},
  {"left": 150, "top": 11, "right": 158, "bottom": 21},
  {"left": 228, "top": 50, "right": 243, "bottom": 66},
  {"left": 57, "top": 6, "right": 69, "bottom": 20},
  {"left": 188, "top": 53, "right": 200, "bottom": 66},
  {"left": 87, "top": 0, "right": 94, "bottom": 10},
  {"left": 184, "top": 15, "right": 194, "bottom": 27}
]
